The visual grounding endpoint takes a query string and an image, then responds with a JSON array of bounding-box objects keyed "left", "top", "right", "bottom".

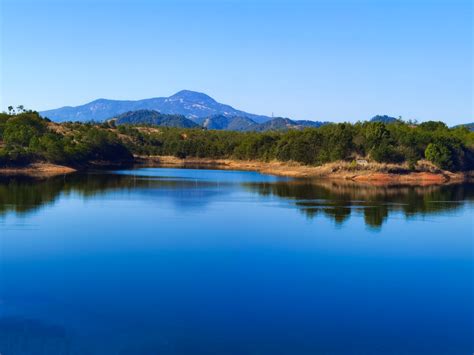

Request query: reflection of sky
[
  {"left": 113, "top": 167, "right": 288, "bottom": 183},
  {"left": 0, "top": 168, "right": 473, "bottom": 354}
]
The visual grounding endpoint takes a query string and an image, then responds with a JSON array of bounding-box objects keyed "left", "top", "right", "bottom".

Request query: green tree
[{"left": 425, "top": 142, "right": 453, "bottom": 170}]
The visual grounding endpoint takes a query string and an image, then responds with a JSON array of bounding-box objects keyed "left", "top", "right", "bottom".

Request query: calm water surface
[{"left": 0, "top": 168, "right": 472, "bottom": 354}]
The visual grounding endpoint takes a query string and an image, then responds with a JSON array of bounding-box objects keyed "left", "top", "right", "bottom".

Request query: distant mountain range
[
  {"left": 41, "top": 90, "right": 466, "bottom": 132},
  {"left": 113, "top": 110, "right": 329, "bottom": 132},
  {"left": 40, "top": 90, "right": 272, "bottom": 123},
  {"left": 40, "top": 89, "right": 331, "bottom": 131}
]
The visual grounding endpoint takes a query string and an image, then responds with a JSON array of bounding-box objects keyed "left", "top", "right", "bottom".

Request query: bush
[
  {"left": 370, "top": 144, "right": 403, "bottom": 163},
  {"left": 425, "top": 142, "right": 453, "bottom": 170}
]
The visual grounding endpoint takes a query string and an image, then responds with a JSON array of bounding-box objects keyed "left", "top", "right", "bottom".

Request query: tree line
[
  {"left": 0, "top": 111, "right": 473, "bottom": 172},
  {"left": 117, "top": 120, "right": 473, "bottom": 171}
]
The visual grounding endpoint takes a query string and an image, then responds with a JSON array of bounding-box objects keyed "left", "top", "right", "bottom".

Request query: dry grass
[
  {"left": 136, "top": 156, "right": 472, "bottom": 185},
  {"left": 0, "top": 163, "right": 76, "bottom": 177}
]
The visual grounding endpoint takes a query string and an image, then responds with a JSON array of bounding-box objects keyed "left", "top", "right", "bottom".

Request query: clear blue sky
[{"left": 1, "top": 0, "right": 472, "bottom": 124}]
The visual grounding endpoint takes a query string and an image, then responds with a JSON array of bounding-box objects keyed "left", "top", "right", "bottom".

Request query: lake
[{"left": 0, "top": 167, "right": 472, "bottom": 354}]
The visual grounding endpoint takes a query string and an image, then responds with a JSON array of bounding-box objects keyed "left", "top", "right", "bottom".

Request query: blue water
[{"left": 0, "top": 168, "right": 472, "bottom": 354}]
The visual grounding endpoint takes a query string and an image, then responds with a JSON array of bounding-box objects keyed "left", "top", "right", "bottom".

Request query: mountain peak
[{"left": 168, "top": 90, "right": 216, "bottom": 103}]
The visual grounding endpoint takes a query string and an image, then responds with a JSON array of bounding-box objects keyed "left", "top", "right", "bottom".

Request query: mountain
[
  {"left": 114, "top": 110, "right": 198, "bottom": 128},
  {"left": 370, "top": 115, "right": 399, "bottom": 123},
  {"left": 202, "top": 115, "right": 257, "bottom": 131},
  {"left": 254, "top": 117, "right": 328, "bottom": 131},
  {"left": 110, "top": 110, "right": 329, "bottom": 132},
  {"left": 40, "top": 90, "right": 271, "bottom": 123}
]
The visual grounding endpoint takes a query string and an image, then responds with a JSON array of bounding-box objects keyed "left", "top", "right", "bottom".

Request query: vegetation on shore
[
  {"left": 1, "top": 110, "right": 473, "bottom": 174},
  {"left": 0, "top": 110, "right": 133, "bottom": 167}
]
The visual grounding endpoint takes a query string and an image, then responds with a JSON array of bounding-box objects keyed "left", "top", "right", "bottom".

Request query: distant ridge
[
  {"left": 370, "top": 115, "right": 399, "bottom": 123},
  {"left": 202, "top": 115, "right": 256, "bottom": 131},
  {"left": 254, "top": 117, "right": 327, "bottom": 131},
  {"left": 452, "top": 122, "right": 474, "bottom": 131},
  {"left": 114, "top": 110, "right": 198, "bottom": 128},
  {"left": 40, "top": 90, "right": 272, "bottom": 123},
  {"left": 111, "top": 110, "right": 329, "bottom": 132}
]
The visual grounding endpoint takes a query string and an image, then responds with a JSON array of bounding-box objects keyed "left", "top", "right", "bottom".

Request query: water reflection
[
  {"left": 0, "top": 318, "right": 72, "bottom": 355},
  {"left": 0, "top": 169, "right": 472, "bottom": 354},
  {"left": 0, "top": 172, "right": 472, "bottom": 228},
  {"left": 0, "top": 172, "right": 232, "bottom": 216},
  {"left": 244, "top": 180, "right": 474, "bottom": 227}
]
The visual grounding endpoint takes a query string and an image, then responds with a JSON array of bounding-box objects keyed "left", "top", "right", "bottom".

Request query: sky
[{"left": 0, "top": 0, "right": 472, "bottom": 125}]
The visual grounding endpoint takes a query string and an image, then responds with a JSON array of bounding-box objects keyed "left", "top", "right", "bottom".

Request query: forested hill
[
  {"left": 114, "top": 110, "right": 199, "bottom": 128},
  {"left": 0, "top": 111, "right": 473, "bottom": 173},
  {"left": 110, "top": 110, "right": 329, "bottom": 132},
  {"left": 371, "top": 115, "right": 399, "bottom": 123}
]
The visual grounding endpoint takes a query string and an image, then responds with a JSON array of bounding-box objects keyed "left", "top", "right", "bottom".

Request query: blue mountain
[{"left": 40, "top": 90, "right": 272, "bottom": 123}]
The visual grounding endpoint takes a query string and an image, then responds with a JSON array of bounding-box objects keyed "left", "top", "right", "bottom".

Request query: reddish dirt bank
[{"left": 351, "top": 172, "right": 450, "bottom": 186}]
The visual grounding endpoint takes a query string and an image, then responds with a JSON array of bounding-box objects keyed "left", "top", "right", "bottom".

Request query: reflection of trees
[
  {"left": 0, "top": 173, "right": 229, "bottom": 216},
  {"left": 363, "top": 206, "right": 389, "bottom": 228},
  {"left": 244, "top": 180, "right": 474, "bottom": 228},
  {"left": 0, "top": 177, "right": 63, "bottom": 215},
  {"left": 0, "top": 173, "right": 472, "bottom": 228}
]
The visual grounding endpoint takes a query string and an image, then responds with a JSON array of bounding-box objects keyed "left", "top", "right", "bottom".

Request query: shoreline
[
  {"left": 0, "top": 163, "right": 77, "bottom": 178},
  {"left": 135, "top": 156, "right": 473, "bottom": 186},
  {"left": 0, "top": 157, "right": 473, "bottom": 185}
]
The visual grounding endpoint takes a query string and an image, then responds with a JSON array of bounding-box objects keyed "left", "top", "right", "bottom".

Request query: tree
[
  {"left": 419, "top": 121, "right": 448, "bottom": 131},
  {"left": 425, "top": 142, "right": 453, "bottom": 170}
]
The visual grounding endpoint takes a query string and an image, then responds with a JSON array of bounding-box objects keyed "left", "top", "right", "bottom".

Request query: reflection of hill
[
  {"left": 0, "top": 173, "right": 232, "bottom": 216},
  {"left": 244, "top": 180, "right": 474, "bottom": 228},
  {"left": 1, "top": 173, "right": 472, "bottom": 228}
]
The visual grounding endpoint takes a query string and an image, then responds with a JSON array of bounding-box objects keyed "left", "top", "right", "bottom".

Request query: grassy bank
[{"left": 136, "top": 156, "right": 472, "bottom": 185}]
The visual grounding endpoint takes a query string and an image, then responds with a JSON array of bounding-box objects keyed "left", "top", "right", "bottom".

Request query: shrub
[{"left": 425, "top": 142, "right": 453, "bottom": 170}]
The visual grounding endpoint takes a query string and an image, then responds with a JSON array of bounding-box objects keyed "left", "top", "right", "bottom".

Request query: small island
[{"left": 0, "top": 109, "right": 473, "bottom": 184}]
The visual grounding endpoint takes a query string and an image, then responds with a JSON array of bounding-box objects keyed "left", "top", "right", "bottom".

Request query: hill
[
  {"left": 112, "top": 111, "right": 329, "bottom": 132},
  {"left": 253, "top": 117, "right": 328, "bottom": 131},
  {"left": 202, "top": 115, "right": 256, "bottom": 131},
  {"left": 40, "top": 90, "right": 271, "bottom": 123},
  {"left": 371, "top": 115, "right": 399, "bottom": 123},
  {"left": 114, "top": 110, "right": 198, "bottom": 128},
  {"left": 453, "top": 122, "right": 474, "bottom": 132}
]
